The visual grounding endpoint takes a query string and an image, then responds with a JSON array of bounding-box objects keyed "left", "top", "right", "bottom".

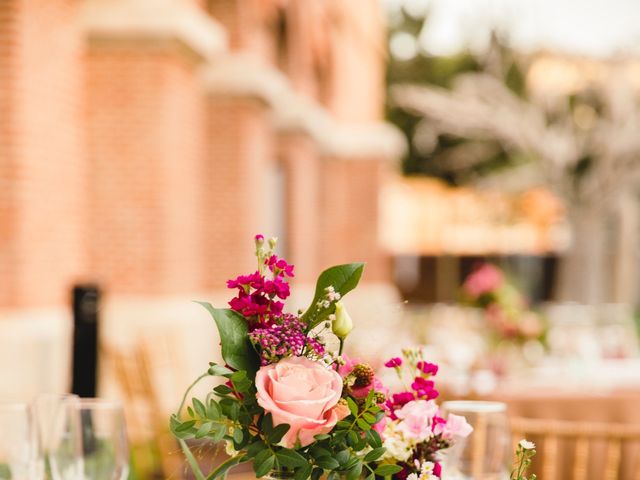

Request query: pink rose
[
  {"left": 255, "top": 356, "right": 347, "bottom": 448},
  {"left": 433, "top": 413, "right": 473, "bottom": 439},
  {"left": 395, "top": 400, "right": 438, "bottom": 441}
]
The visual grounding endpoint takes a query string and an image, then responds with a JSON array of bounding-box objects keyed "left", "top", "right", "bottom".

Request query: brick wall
[
  {"left": 86, "top": 41, "right": 206, "bottom": 295},
  {"left": 0, "top": 0, "right": 85, "bottom": 308},
  {"left": 204, "top": 96, "right": 273, "bottom": 288},
  {"left": 279, "top": 134, "right": 321, "bottom": 283},
  {"left": 319, "top": 157, "right": 391, "bottom": 283}
]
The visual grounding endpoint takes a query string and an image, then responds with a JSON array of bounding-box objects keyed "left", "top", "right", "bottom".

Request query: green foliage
[
  {"left": 386, "top": 8, "right": 530, "bottom": 183},
  {"left": 171, "top": 364, "right": 390, "bottom": 480},
  {"left": 301, "top": 263, "right": 365, "bottom": 328},
  {"left": 196, "top": 303, "right": 259, "bottom": 377}
]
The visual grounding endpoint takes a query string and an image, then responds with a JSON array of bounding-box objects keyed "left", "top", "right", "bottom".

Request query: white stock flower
[
  {"left": 519, "top": 439, "right": 536, "bottom": 450},
  {"left": 407, "top": 461, "right": 438, "bottom": 480},
  {"left": 381, "top": 421, "right": 414, "bottom": 462}
]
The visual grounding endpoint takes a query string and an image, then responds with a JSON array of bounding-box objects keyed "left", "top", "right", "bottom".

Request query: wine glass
[
  {"left": 49, "top": 398, "right": 129, "bottom": 480},
  {"left": 33, "top": 394, "right": 78, "bottom": 479},
  {"left": 0, "top": 402, "right": 44, "bottom": 480},
  {"left": 440, "top": 401, "right": 510, "bottom": 480}
]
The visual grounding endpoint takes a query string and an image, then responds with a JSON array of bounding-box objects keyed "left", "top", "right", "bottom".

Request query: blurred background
[{"left": 1, "top": 0, "right": 639, "bottom": 478}]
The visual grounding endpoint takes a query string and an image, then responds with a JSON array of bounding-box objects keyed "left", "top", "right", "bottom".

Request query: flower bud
[
  {"left": 332, "top": 301, "right": 353, "bottom": 339},
  {"left": 254, "top": 234, "right": 265, "bottom": 248},
  {"left": 268, "top": 237, "right": 278, "bottom": 249}
]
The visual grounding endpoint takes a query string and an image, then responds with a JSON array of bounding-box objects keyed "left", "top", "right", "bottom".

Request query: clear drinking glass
[
  {"left": 49, "top": 399, "right": 129, "bottom": 480},
  {"left": 0, "top": 402, "right": 44, "bottom": 480},
  {"left": 34, "top": 394, "right": 78, "bottom": 480},
  {"left": 440, "top": 401, "right": 510, "bottom": 480}
]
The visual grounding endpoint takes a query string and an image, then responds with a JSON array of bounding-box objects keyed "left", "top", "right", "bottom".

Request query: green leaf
[
  {"left": 193, "top": 398, "right": 207, "bottom": 418},
  {"left": 356, "top": 418, "right": 371, "bottom": 431},
  {"left": 208, "top": 363, "right": 234, "bottom": 377},
  {"left": 208, "top": 424, "right": 226, "bottom": 442},
  {"left": 276, "top": 449, "right": 308, "bottom": 468},
  {"left": 214, "top": 384, "right": 233, "bottom": 396},
  {"left": 315, "top": 456, "right": 340, "bottom": 470},
  {"left": 232, "top": 378, "right": 252, "bottom": 393},
  {"left": 196, "top": 302, "right": 259, "bottom": 377},
  {"left": 300, "top": 263, "right": 365, "bottom": 327},
  {"left": 175, "top": 420, "right": 196, "bottom": 432},
  {"left": 206, "top": 400, "right": 221, "bottom": 419},
  {"left": 253, "top": 450, "right": 276, "bottom": 478},
  {"left": 233, "top": 427, "right": 244, "bottom": 444},
  {"left": 294, "top": 462, "right": 313, "bottom": 480},
  {"left": 336, "top": 450, "right": 350, "bottom": 466},
  {"left": 362, "top": 412, "right": 376, "bottom": 424},
  {"left": 346, "top": 460, "right": 363, "bottom": 480},
  {"left": 195, "top": 422, "right": 213, "bottom": 439},
  {"left": 346, "top": 397, "right": 359, "bottom": 416},
  {"left": 246, "top": 440, "right": 267, "bottom": 458},
  {"left": 313, "top": 434, "right": 331, "bottom": 441},
  {"left": 363, "top": 447, "right": 385, "bottom": 462},
  {"left": 268, "top": 424, "right": 291, "bottom": 444},
  {"left": 261, "top": 413, "right": 274, "bottom": 433},
  {"left": 309, "top": 446, "right": 331, "bottom": 459},
  {"left": 375, "top": 465, "right": 403, "bottom": 476},
  {"left": 206, "top": 455, "right": 248, "bottom": 480},
  {"left": 365, "top": 430, "right": 382, "bottom": 448}
]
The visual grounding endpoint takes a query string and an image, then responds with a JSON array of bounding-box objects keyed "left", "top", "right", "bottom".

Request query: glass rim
[{"left": 441, "top": 400, "right": 507, "bottom": 413}]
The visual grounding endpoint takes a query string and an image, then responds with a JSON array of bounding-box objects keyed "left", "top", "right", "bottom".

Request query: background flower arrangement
[
  {"left": 461, "top": 263, "right": 546, "bottom": 346},
  {"left": 170, "top": 236, "right": 471, "bottom": 480}
]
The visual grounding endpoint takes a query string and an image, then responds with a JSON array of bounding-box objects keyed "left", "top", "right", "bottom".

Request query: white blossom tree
[{"left": 391, "top": 52, "right": 640, "bottom": 303}]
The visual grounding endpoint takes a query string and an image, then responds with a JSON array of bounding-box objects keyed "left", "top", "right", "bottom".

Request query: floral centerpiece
[
  {"left": 170, "top": 236, "right": 471, "bottom": 480},
  {"left": 461, "top": 263, "right": 545, "bottom": 345}
]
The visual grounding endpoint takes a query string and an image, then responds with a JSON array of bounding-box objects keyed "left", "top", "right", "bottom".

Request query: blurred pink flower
[
  {"left": 433, "top": 413, "right": 473, "bottom": 440},
  {"left": 463, "top": 264, "right": 504, "bottom": 298},
  {"left": 395, "top": 400, "right": 438, "bottom": 441}
]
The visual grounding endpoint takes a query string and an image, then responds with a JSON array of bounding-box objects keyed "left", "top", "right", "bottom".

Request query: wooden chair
[
  {"left": 510, "top": 417, "right": 640, "bottom": 480},
  {"left": 104, "top": 332, "right": 190, "bottom": 479}
]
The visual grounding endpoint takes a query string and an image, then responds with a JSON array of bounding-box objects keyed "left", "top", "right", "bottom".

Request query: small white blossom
[
  {"left": 408, "top": 461, "right": 438, "bottom": 480},
  {"left": 328, "top": 314, "right": 336, "bottom": 321},
  {"left": 224, "top": 439, "right": 237, "bottom": 456},
  {"left": 519, "top": 439, "right": 535, "bottom": 450},
  {"left": 381, "top": 421, "right": 415, "bottom": 462}
]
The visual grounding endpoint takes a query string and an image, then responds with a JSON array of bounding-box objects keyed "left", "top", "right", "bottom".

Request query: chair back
[{"left": 510, "top": 417, "right": 640, "bottom": 480}]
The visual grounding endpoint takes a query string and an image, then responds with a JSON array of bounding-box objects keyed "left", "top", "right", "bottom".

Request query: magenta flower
[
  {"left": 226, "top": 271, "right": 263, "bottom": 290},
  {"left": 391, "top": 391, "right": 414, "bottom": 406},
  {"left": 384, "top": 357, "right": 402, "bottom": 368},
  {"left": 431, "top": 414, "right": 447, "bottom": 433},
  {"left": 433, "top": 462, "right": 442, "bottom": 478},
  {"left": 261, "top": 276, "right": 291, "bottom": 299},
  {"left": 417, "top": 361, "right": 439, "bottom": 376},
  {"left": 265, "top": 255, "right": 295, "bottom": 277},
  {"left": 411, "top": 377, "right": 439, "bottom": 400},
  {"left": 229, "top": 292, "right": 270, "bottom": 318}
]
